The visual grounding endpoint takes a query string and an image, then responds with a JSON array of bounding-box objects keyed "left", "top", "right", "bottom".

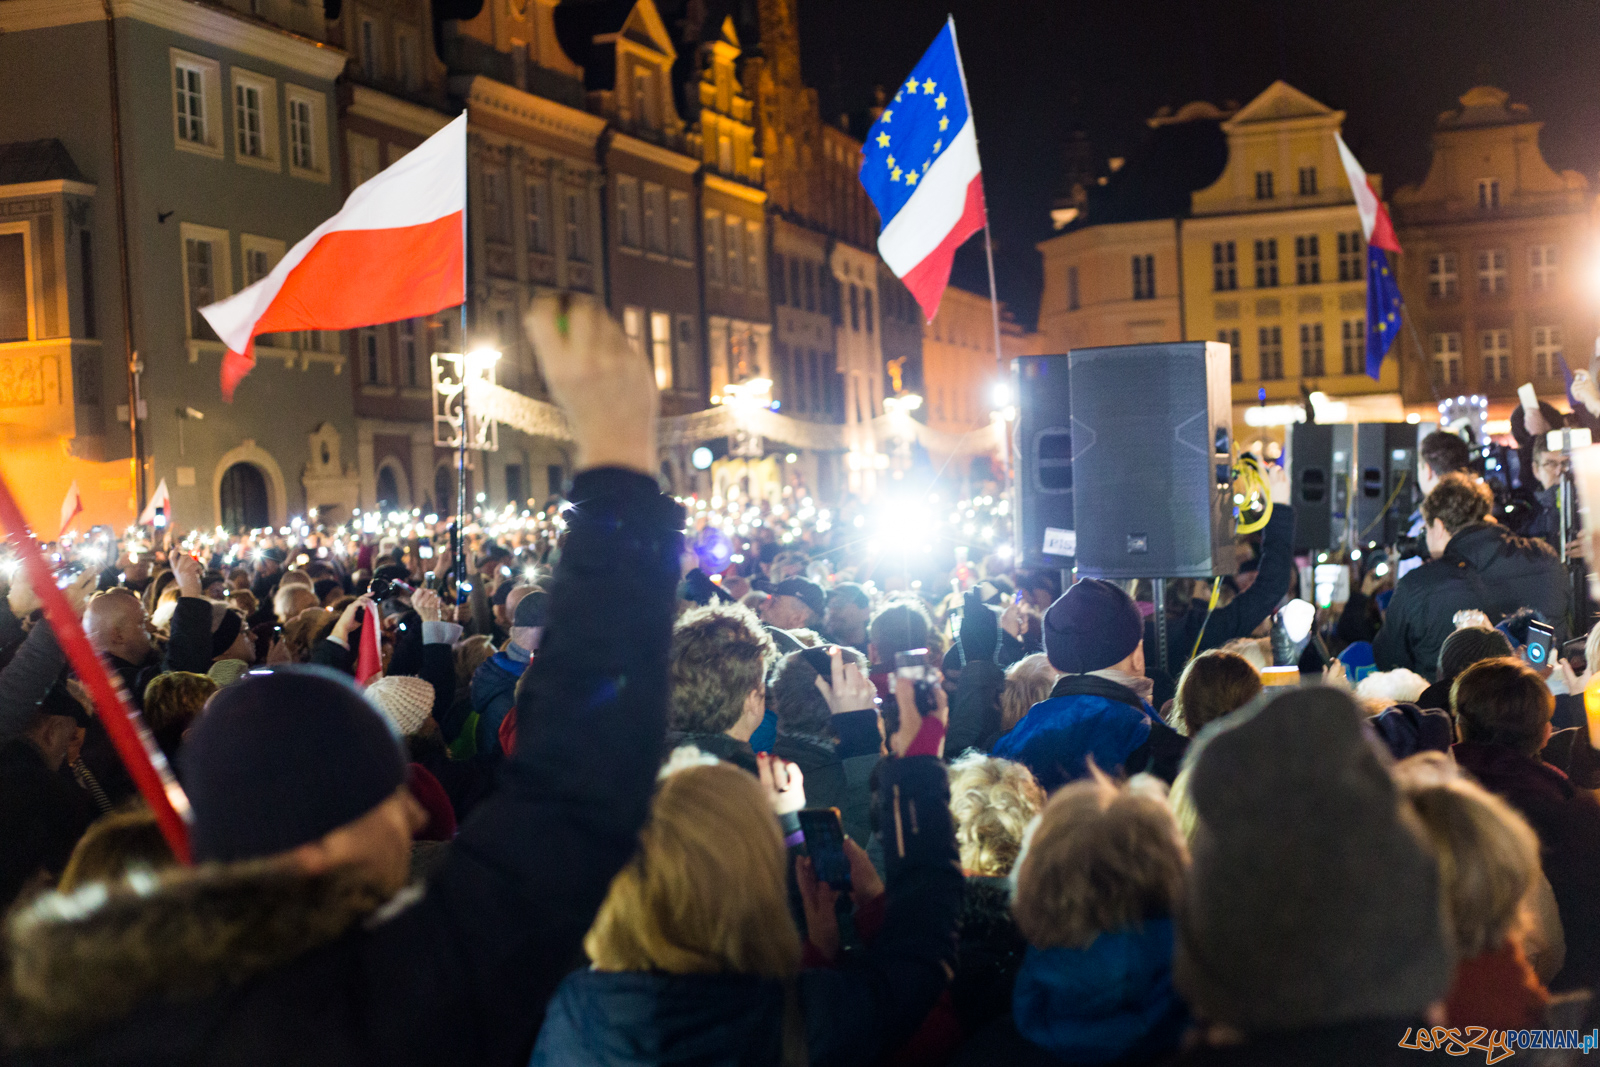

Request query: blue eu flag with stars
[{"left": 1366, "top": 246, "right": 1401, "bottom": 380}]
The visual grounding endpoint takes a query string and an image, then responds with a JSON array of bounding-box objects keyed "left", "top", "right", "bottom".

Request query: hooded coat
[
  {"left": 990, "top": 676, "right": 1186, "bottom": 793},
  {"left": 0, "top": 468, "right": 682, "bottom": 1067}
]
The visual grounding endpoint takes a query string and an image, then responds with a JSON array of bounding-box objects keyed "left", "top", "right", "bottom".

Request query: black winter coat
[
  {"left": 0, "top": 738, "right": 94, "bottom": 909},
  {"left": 1373, "top": 522, "right": 1570, "bottom": 680},
  {"left": 0, "top": 468, "right": 683, "bottom": 1067}
]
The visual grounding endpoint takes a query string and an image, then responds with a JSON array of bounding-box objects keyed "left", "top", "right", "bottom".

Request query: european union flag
[{"left": 1366, "top": 245, "right": 1402, "bottom": 380}]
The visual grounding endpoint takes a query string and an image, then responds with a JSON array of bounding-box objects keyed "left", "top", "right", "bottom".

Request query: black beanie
[
  {"left": 1042, "top": 578, "right": 1144, "bottom": 674},
  {"left": 513, "top": 589, "right": 550, "bottom": 628},
  {"left": 210, "top": 609, "right": 244, "bottom": 659},
  {"left": 181, "top": 665, "right": 406, "bottom": 863},
  {"left": 1436, "top": 626, "right": 1513, "bottom": 682}
]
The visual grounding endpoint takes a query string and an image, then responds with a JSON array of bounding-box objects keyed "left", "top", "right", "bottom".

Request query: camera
[{"left": 1394, "top": 534, "right": 1428, "bottom": 562}]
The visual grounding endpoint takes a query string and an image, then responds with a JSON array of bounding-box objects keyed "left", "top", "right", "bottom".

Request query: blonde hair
[
  {"left": 949, "top": 754, "right": 1046, "bottom": 876},
  {"left": 454, "top": 634, "right": 496, "bottom": 688},
  {"left": 58, "top": 806, "right": 175, "bottom": 893},
  {"left": 1001, "top": 653, "right": 1059, "bottom": 734},
  {"left": 281, "top": 608, "right": 333, "bottom": 663},
  {"left": 1012, "top": 771, "right": 1188, "bottom": 949},
  {"left": 1394, "top": 752, "right": 1541, "bottom": 958},
  {"left": 585, "top": 763, "right": 801, "bottom": 977},
  {"left": 274, "top": 584, "right": 318, "bottom": 622},
  {"left": 141, "top": 672, "right": 218, "bottom": 738}
]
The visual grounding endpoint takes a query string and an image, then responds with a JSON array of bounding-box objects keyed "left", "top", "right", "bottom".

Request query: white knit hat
[{"left": 363, "top": 675, "right": 435, "bottom": 737}]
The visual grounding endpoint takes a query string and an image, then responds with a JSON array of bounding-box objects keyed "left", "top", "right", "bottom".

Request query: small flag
[
  {"left": 355, "top": 606, "right": 384, "bottom": 686},
  {"left": 138, "top": 478, "right": 171, "bottom": 527},
  {"left": 201, "top": 114, "right": 467, "bottom": 400},
  {"left": 59, "top": 481, "right": 83, "bottom": 540},
  {"left": 1335, "top": 133, "right": 1403, "bottom": 381},
  {"left": 858, "top": 18, "right": 985, "bottom": 322}
]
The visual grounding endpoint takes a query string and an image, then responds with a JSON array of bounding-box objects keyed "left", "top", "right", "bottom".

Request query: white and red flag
[
  {"left": 201, "top": 113, "right": 466, "bottom": 400},
  {"left": 138, "top": 478, "right": 171, "bottom": 527},
  {"left": 58, "top": 481, "right": 82, "bottom": 539}
]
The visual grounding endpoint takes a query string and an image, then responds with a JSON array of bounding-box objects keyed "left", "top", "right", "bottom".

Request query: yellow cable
[
  {"left": 1190, "top": 576, "right": 1223, "bottom": 660},
  {"left": 1234, "top": 453, "right": 1273, "bottom": 535}
]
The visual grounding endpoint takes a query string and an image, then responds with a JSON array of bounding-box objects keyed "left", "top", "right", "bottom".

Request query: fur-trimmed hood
[{"left": 2, "top": 862, "right": 389, "bottom": 1048}]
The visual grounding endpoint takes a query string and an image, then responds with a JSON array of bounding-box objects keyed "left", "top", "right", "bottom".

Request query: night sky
[{"left": 797, "top": 0, "right": 1600, "bottom": 330}]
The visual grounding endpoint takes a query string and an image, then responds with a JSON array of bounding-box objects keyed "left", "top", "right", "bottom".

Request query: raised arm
[{"left": 362, "top": 295, "right": 675, "bottom": 1067}]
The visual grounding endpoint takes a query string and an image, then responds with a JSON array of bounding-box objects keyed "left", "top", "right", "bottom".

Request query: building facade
[
  {"left": 1183, "top": 81, "right": 1399, "bottom": 429},
  {"left": 0, "top": 0, "right": 355, "bottom": 531},
  {"left": 1391, "top": 86, "right": 1595, "bottom": 415}
]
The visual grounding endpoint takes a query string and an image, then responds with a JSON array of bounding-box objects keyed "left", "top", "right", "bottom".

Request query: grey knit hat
[{"left": 1173, "top": 685, "right": 1452, "bottom": 1031}]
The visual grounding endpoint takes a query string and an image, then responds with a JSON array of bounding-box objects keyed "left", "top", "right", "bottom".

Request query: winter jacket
[
  {"left": 990, "top": 676, "right": 1187, "bottom": 793},
  {"left": 949, "top": 919, "right": 1186, "bottom": 1067},
  {"left": 0, "top": 612, "right": 68, "bottom": 746},
  {"left": 1373, "top": 522, "right": 1570, "bottom": 680},
  {"left": 772, "top": 724, "right": 879, "bottom": 849},
  {"left": 946, "top": 659, "right": 1007, "bottom": 757},
  {"left": 0, "top": 467, "right": 682, "bottom": 1067},
  {"left": 1162, "top": 505, "right": 1296, "bottom": 678},
  {"left": 1456, "top": 733, "right": 1600, "bottom": 991},
  {"left": 530, "top": 754, "right": 962, "bottom": 1067},
  {"left": 664, "top": 730, "right": 760, "bottom": 774},
  {"left": 0, "top": 738, "right": 95, "bottom": 909}
]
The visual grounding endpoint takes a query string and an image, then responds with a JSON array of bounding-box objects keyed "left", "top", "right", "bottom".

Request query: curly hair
[
  {"left": 1171, "top": 650, "right": 1261, "bottom": 737},
  {"left": 1422, "top": 471, "right": 1493, "bottom": 536},
  {"left": 948, "top": 754, "right": 1046, "bottom": 876},
  {"left": 1000, "top": 653, "right": 1058, "bottom": 734},
  {"left": 770, "top": 644, "right": 868, "bottom": 737},
  {"left": 669, "top": 602, "right": 776, "bottom": 735},
  {"left": 1012, "top": 770, "right": 1188, "bottom": 949}
]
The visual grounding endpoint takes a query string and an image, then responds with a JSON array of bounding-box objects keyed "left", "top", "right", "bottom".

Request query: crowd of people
[{"left": 2, "top": 295, "right": 1600, "bottom": 1065}]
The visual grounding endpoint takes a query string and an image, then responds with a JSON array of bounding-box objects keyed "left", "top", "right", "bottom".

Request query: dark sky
[{"left": 797, "top": 0, "right": 1600, "bottom": 330}]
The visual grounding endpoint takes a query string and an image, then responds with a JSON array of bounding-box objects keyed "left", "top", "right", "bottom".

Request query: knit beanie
[
  {"left": 1042, "top": 578, "right": 1144, "bottom": 674},
  {"left": 181, "top": 665, "right": 406, "bottom": 863},
  {"left": 364, "top": 675, "right": 435, "bottom": 737},
  {"left": 1173, "top": 686, "right": 1452, "bottom": 1031}
]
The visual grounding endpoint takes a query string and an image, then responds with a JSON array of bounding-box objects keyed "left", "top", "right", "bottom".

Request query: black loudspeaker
[
  {"left": 1068, "top": 342, "right": 1236, "bottom": 579},
  {"left": 1290, "top": 423, "right": 1353, "bottom": 552},
  {"left": 1354, "top": 423, "right": 1421, "bottom": 547},
  {"left": 1012, "top": 355, "right": 1075, "bottom": 570}
]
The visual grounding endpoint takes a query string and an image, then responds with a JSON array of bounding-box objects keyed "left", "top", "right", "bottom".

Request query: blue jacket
[
  {"left": 471, "top": 649, "right": 525, "bottom": 754},
  {"left": 532, "top": 755, "right": 963, "bottom": 1067},
  {"left": 990, "top": 676, "right": 1185, "bottom": 792}
]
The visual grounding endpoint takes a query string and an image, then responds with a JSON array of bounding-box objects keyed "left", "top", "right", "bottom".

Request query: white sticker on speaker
[{"left": 1042, "top": 527, "right": 1076, "bottom": 557}]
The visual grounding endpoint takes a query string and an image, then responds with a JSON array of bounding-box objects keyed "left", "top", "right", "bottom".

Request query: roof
[
  {"left": 554, "top": 0, "right": 675, "bottom": 92},
  {"left": 0, "top": 140, "right": 86, "bottom": 186},
  {"left": 1435, "top": 86, "right": 1534, "bottom": 130},
  {"left": 1065, "top": 113, "right": 1227, "bottom": 231}
]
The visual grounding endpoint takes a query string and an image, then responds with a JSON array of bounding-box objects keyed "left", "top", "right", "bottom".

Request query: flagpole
[{"left": 455, "top": 105, "right": 469, "bottom": 609}]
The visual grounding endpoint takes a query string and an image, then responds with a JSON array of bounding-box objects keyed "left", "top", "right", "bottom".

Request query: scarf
[{"left": 1090, "top": 667, "right": 1155, "bottom": 705}]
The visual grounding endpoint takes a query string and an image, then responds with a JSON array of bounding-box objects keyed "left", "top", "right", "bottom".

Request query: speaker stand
[{"left": 1152, "top": 578, "right": 1169, "bottom": 678}]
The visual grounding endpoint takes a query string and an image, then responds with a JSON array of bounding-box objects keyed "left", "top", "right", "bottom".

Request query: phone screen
[
  {"left": 1525, "top": 621, "right": 1556, "bottom": 668},
  {"left": 798, "top": 808, "right": 851, "bottom": 889}
]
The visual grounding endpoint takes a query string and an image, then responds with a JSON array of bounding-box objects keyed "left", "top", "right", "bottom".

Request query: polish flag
[
  {"left": 1334, "top": 132, "right": 1400, "bottom": 253},
  {"left": 201, "top": 113, "right": 467, "bottom": 401},
  {"left": 58, "top": 481, "right": 83, "bottom": 539},
  {"left": 138, "top": 478, "right": 171, "bottom": 527}
]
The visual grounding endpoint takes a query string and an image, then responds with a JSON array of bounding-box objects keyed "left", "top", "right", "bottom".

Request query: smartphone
[
  {"left": 895, "top": 648, "right": 939, "bottom": 716},
  {"left": 1525, "top": 620, "right": 1556, "bottom": 668},
  {"left": 1518, "top": 383, "right": 1539, "bottom": 410},
  {"left": 1563, "top": 638, "right": 1588, "bottom": 676},
  {"left": 799, "top": 644, "right": 835, "bottom": 680},
  {"left": 419, "top": 544, "right": 434, "bottom": 559},
  {"left": 798, "top": 807, "right": 852, "bottom": 890}
]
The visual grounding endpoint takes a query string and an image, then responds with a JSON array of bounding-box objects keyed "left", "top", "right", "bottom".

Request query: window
[
  {"left": 1131, "top": 254, "right": 1155, "bottom": 300},
  {"left": 1067, "top": 265, "right": 1080, "bottom": 309},
  {"left": 235, "top": 82, "right": 264, "bottom": 158},
  {"left": 0, "top": 231, "right": 30, "bottom": 343},
  {"left": 1533, "top": 325, "right": 1563, "bottom": 379},
  {"left": 1219, "top": 328, "right": 1242, "bottom": 382},
  {"left": 1477, "top": 179, "right": 1500, "bottom": 211},
  {"left": 358, "top": 326, "right": 388, "bottom": 384},
  {"left": 1337, "top": 231, "right": 1362, "bottom": 282},
  {"left": 668, "top": 192, "right": 690, "bottom": 260},
  {"left": 1298, "top": 167, "right": 1317, "bottom": 195},
  {"left": 703, "top": 212, "right": 723, "bottom": 284},
  {"left": 746, "top": 222, "right": 763, "bottom": 291},
  {"left": 1431, "top": 332, "right": 1462, "bottom": 386},
  {"left": 526, "top": 179, "right": 550, "bottom": 253},
  {"left": 791, "top": 259, "right": 803, "bottom": 310},
  {"left": 1341, "top": 318, "right": 1365, "bottom": 375},
  {"left": 180, "top": 224, "right": 229, "bottom": 341},
  {"left": 1299, "top": 322, "right": 1325, "bottom": 376},
  {"left": 171, "top": 50, "right": 221, "bottom": 155},
  {"left": 564, "top": 189, "right": 588, "bottom": 262},
  {"left": 239, "top": 233, "right": 283, "bottom": 346},
  {"left": 632, "top": 67, "right": 655, "bottom": 129},
  {"left": 400, "top": 318, "right": 420, "bottom": 387},
  {"left": 395, "top": 31, "right": 418, "bottom": 91},
  {"left": 622, "top": 306, "right": 644, "bottom": 356},
  {"left": 285, "top": 87, "right": 325, "bottom": 178},
  {"left": 726, "top": 221, "right": 744, "bottom": 288},
  {"left": 718, "top": 135, "right": 733, "bottom": 174},
  {"left": 1255, "top": 171, "right": 1275, "bottom": 200},
  {"left": 673, "top": 315, "right": 698, "bottom": 391},
  {"left": 1294, "top": 235, "right": 1320, "bottom": 285},
  {"left": 650, "top": 311, "right": 672, "bottom": 390},
  {"left": 359, "top": 18, "right": 380, "bottom": 77},
  {"left": 483, "top": 167, "right": 511, "bottom": 244},
  {"left": 1212, "top": 241, "right": 1237, "bottom": 291},
  {"left": 864, "top": 288, "right": 874, "bottom": 334},
  {"left": 346, "top": 132, "right": 380, "bottom": 188},
  {"left": 616, "top": 176, "right": 640, "bottom": 249},
  {"left": 78, "top": 230, "right": 95, "bottom": 339},
  {"left": 773, "top": 253, "right": 787, "bottom": 304},
  {"left": 849, "top": 284, "right": 860, "bottom": 331},
  {"left": 1530, "top": 244, "right": 1558, "bottom": 292},
  {"left": 1257, "top": 326, "right": 1283, "bottom": 380},
  {"left": 1477, "top": 249, "right": 1507, "bottom": 294},
  {"left": 1481, "top": 329, "right": 1511, "bottom": 383},
  {"left": 244, "top": 247, "right": 270, "bottom": 285},
  {"left": 642, "top": 182, "right": 666, "bottom": 254},
  {"left": 1428, "top": 252, "right": 1458, "bottom": 298},
  {"left": 1254, "top": 238, "right": 1278, "bottom": 288}
]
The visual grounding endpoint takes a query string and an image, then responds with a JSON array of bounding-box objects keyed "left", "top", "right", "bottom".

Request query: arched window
[{"left": 219, "top": 463, "right": 269, "bottom": 530}]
